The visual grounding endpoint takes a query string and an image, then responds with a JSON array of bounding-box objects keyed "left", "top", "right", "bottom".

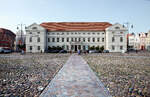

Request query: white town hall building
[{"left": 25, "top": 22, "right": 128, "bottom": 53}]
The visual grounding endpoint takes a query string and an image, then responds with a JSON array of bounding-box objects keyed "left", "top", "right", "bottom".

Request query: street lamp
[
  {"left": 123, "top": 22, "right": 134, "bottom": 52},
  {"left": 17, "top": 23, "right": 26, "bottom": 46}
]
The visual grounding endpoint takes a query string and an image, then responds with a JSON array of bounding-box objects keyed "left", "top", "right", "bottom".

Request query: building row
[
  {"left": 1, "top": 22, "right": 149, "bottom": 53},
  {"left": 128, "top": 31, "right": 150, "bottom": 51}
]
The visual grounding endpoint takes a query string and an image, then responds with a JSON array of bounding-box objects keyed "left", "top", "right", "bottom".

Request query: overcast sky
[{"left": 0, "top": 0, "right": 150, "bottom": 33}]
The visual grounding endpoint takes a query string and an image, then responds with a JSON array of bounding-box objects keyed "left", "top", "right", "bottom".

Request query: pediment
[
  {"left": 26, "top": 23, "right": 45, "bottom": 31},
  {"left": 106, "top": 23, "right": 128, "bottom": 31}
]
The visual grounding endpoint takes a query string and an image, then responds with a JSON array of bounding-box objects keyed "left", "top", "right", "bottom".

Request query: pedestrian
[
  {"left": 70, "top": 50, "right": 72, "bottom": 54},
  {"left": 78, "top": 50, "right": 81, "bottom": 55},
  {"left": 21, "top": 49, "right": 24, "bottom": 55},
  {"left": 78, "top": 49, "right": 80, "bottom": 55},
  {"left": 136, "top": 49, "right": 138, "bottom": 53}
]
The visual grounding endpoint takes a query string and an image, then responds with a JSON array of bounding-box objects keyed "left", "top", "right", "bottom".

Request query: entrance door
[
  {"left": 141, "top": 45, "right": 145, "bottom": 50},
  {"left": 75, "top": 45, "right": 77, "bottom": 51},
  {"left": 78, "top": 45, "right": 81, "bottom": 50}
]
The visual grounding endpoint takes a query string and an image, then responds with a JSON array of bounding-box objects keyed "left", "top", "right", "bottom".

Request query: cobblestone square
[
  {"left": 0, "top": 53, "right": 70, "bottom": 97},
  {"left": 83, "top": 52, "right": 150, "bottom": 97}
]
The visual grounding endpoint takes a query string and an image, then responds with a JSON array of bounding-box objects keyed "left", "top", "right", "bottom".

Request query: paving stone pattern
[{"left": 40, "top": 54, "right": 111, "bottom": 97}]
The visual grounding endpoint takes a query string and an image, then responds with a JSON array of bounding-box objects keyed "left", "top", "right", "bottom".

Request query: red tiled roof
[
  {"left": 40, "top": 22, "right": 112, "bottom": 31},
  {"left": 0, "top": 28, "right": 16, "bottom": 36}
]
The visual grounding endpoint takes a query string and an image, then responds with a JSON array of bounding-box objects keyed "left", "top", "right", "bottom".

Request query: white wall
[
  {"left": 46, "top": 31, "right": 106, "bottom": 50},
  {"left": 26, "top": 23, "right": 46, "bottom": 53},
  {"left": 25, "top": 23, "right": 128, "bottom": 53},
  {"left": 106, "top": 23, "right": 128, "bottom": 52}
]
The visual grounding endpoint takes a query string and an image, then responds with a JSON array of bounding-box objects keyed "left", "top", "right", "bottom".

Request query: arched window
[
  {"left": 32, "top": 27, "right": 37, "bottom": 29},
  {"left": 115, "top": 27, "right": 120, "bottom": 29}
]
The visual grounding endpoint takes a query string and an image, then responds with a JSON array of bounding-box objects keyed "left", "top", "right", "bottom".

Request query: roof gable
[
  {"left": 26, "top": 23, "right": 45, "bottom": 30},
  {"left": 106, "top": 23, "right": 128, "bottom": 31}
]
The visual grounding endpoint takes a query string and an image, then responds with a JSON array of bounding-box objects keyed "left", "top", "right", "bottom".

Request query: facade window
[
  {"left": 93, "top": 38, "right": 95, "bottom": 42},
  {"left": 112, "top": 45, "right": 115, "bottom": 50},
  {"left": 62, "top": 45, "right": 65, "bottom": 49},
  {"left": 52, "top": 38, "right": 55, "bottom": 42},
  {"left": 37, "top": 46, "right": 40, "bottom": 50},
  {"left": 57, "top": 38, "right": 59, "bottom": 42},
  {"left": 29, "top": 32, "right": 32, "bottom": 34},
  {"left": 97, "top": 33, "right": 100, "bottom": 35},
  {"left": 71, "top": 38, "right": 74, "bottom": 42},
  {"left": 75, "top": 38, "right": 77, "bottom": 42},
  {"left": 62, "top": 38, "right": 64, "bottom": 42},
  {"left": 67, "top": 32, "right": 69, "bottom": 35},
  {"left": 71, "top": 32, "right": 73, "bottom": 35},
  {"left": 102, "top": 33, "right": 104, "bottom": 34},
  {"left": 97, "top": 38, "right": 100, "bottom": 42},
  {"left": 71, "top": 45, "right": 74, "bottom": 50},
  {"left": 62, "top": 33, "right": 64, "bottom": 35},
  {"left": 88, "top": 32, "right": 90, "bottom": 35},
  {"left": 112, "top": 37, "right": 115, "bottom": 42},
  {"left": 37, "top": 32, "right": 40, "bottom": 34},
  {"left": 83, "top": 38, "right": 85, "bottom": 42},
  {"left": 88, "top": 38, "right": 90, "bottom": 42},
  {"left": 102, "top": 38, "right": 104, "bottom": 42},
  {"left": 83, "top": 33, "right": 85, "bottom": 35},
  {"left": 67, "top": 38, "right": 69, "bottom": 42},
  {"left": 29, "top": 37, "right": 32, "bottom": 42},
  {"left": 37, "top": 37, "right": 40, "bottom": 42},
  {"left": 120, "top": 37, "right": 123, "bottom": 42},
  {"left": 78, "top": 32, "right": 81, "bottom": 34},
  {"left": 29, "top": 46, "right": 32, "bottom": 50},
  {"left": 48, "top": 38, "right": 50, "bottom": 42},
  {"left": 79, "top": 38, "right": 81, "bottom": 42},
  {"left": 57, "top": 33, "right": 59, "bottom": 35},
  {"left": 120, "top": 46, "right": 123, "bottom": 50},
  {"left": 92, "top": 33, "right": 95, "bottom": 35},
  {"left": 83, "top": 45, "right": 86, "bottom": 50},
  {"left": 66, "top": 45, "right": 69, "bottom": 50},
  {"left": 120, "top": 32, "right": 123, "bottom": 34}
]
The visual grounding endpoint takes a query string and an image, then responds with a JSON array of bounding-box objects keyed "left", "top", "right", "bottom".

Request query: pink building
[{"left": 139, "top": 32, "right": 148, "bottom": 50}]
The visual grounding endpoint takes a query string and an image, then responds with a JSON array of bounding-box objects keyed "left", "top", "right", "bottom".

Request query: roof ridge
[{"left": 40, "top": 22, "right": 112, "bottom": 31}]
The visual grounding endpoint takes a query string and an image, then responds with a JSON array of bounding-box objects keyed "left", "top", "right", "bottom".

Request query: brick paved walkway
[{"left": 40, "top": 55, "right": 112, "bottom": 97}]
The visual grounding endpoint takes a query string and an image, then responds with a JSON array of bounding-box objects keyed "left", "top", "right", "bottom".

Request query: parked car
[
  {"left": 59, "top": 50, "right": 67, "bottom": 53},
  {"left": 103, "top": 50, "right": 109, "bottom": 53},
  {"left": 0, "top": 47, "right": 4, "bottom": 53},
  {"left": 128, "top": 48, "right": 136, "bottom": 52},
  {"left": 3, "top": 48, "right": 12, "bottom": 53},
  {"left": 89, "top": 50, "right": 99, "bottom": 53},
  {"left": 0, "top": 47, "right": 12, "bottom": 53},
  {"left": 46, "top": 50, "right": 60, "bottom": 53}
]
